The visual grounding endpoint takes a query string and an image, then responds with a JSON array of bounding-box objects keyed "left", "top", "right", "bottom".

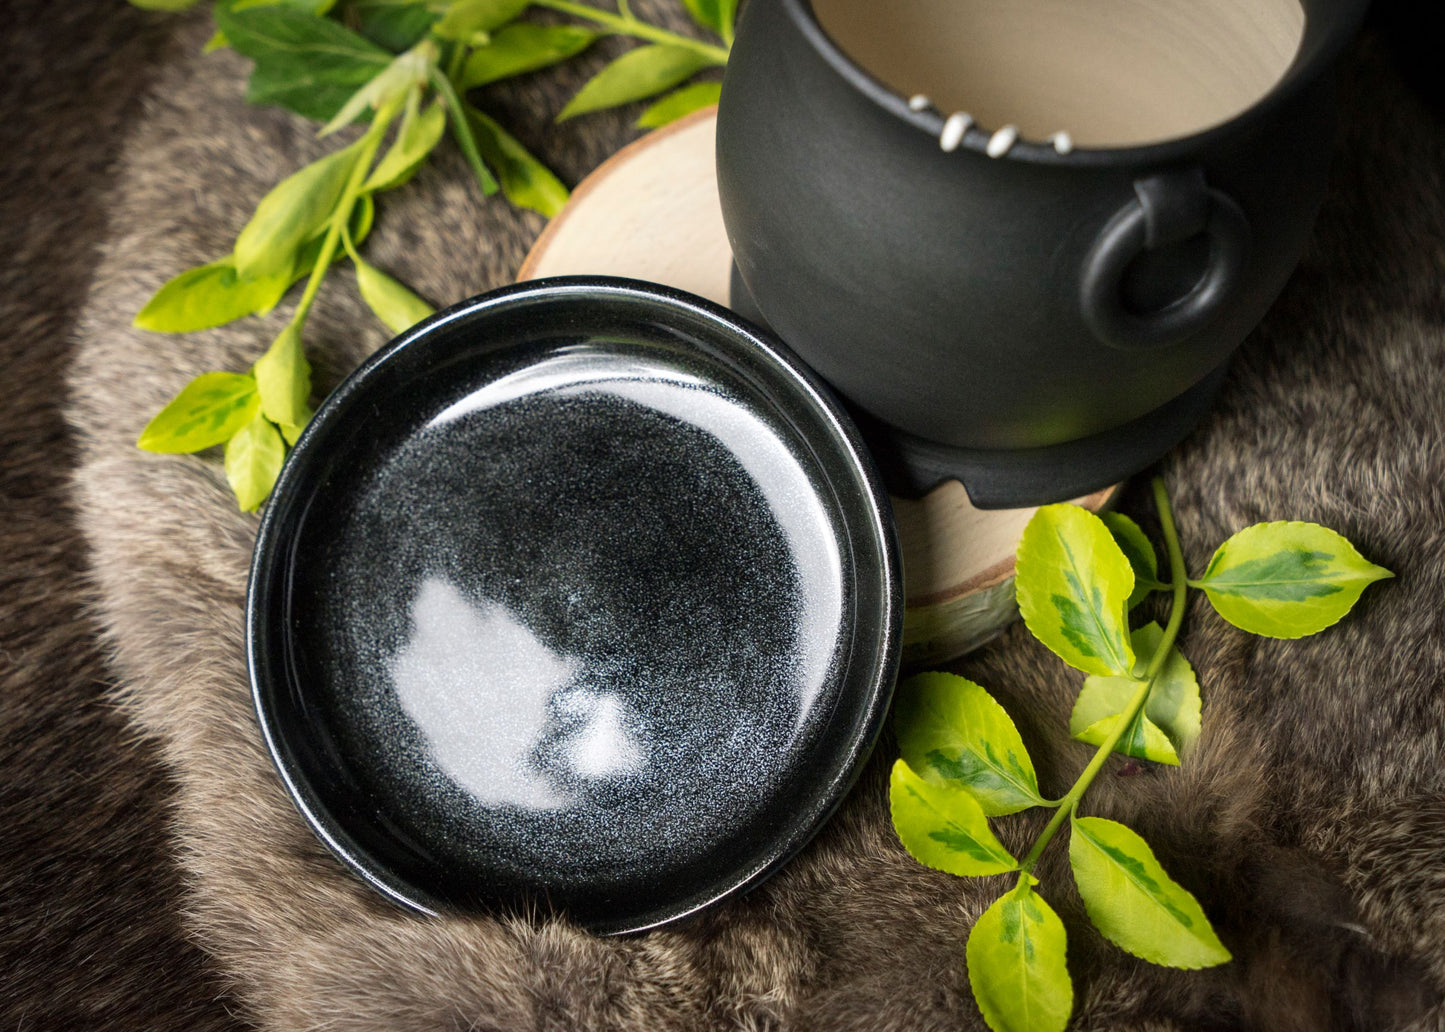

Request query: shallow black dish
[{"left": 248, "top": 277, "right": 901, "bottom": 934}]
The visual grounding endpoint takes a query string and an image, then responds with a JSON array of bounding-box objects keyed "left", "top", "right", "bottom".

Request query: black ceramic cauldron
[{"left": 717, "top": 0, "right": 1368, "bottom": 507}]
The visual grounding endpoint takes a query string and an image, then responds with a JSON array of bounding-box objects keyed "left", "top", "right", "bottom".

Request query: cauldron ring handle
[{"left": 1080, "top": 168, "right": 1251, "bottom": 352}]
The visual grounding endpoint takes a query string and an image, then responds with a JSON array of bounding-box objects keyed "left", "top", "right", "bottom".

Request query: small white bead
[
  {"left": 1049, "top": 131, "right": 1074, "bottom": 155},
  {"left": 986, "top": 124, "right": 1019, "bottom": 158},
  {"left": 939, "top": 111, "right": 974, "bottom": 152},
  {"left": 907, "top": 93, "right": 932, "bottom": 112}
]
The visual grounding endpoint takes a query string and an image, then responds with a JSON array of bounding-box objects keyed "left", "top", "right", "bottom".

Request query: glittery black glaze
[{"left": 248, "top": 278, "right": 901, "bottom": 934}]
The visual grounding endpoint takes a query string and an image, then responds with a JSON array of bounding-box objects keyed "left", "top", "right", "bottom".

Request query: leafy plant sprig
[
  {"left": 130, "top": 0, "right": 733, "bottom": 509},
  {"left": 890, "top": 477, "right": 1393, "bottom": 1032}
]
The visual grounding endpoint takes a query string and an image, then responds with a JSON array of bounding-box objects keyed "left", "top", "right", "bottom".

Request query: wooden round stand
[{"left": 519, "top": 108, "right": 1114, "bottom": 666}]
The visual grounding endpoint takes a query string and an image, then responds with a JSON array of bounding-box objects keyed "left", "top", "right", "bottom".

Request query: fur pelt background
[
  {"left": 4, "top": 0, "right": 1445, "bottom": 1027},
  {"left": 0, "top": 4, "right": 239, "bottom": 1030}
]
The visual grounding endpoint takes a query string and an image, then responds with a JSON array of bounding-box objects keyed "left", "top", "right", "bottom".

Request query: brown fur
[
  {"left": 38, "top": 2, "right": 1445, "bottom": 1028},
  {"left": 0, "top": 3, "right": 242, "bottom": 1030}
]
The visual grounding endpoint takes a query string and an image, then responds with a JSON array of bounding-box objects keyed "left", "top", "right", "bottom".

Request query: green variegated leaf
[
  {"left": 137, "top": 372, "right": 260, "bottom": 453},
  {"left": 1196, "top": 521, "right": 1393, "bottom": 638},
  {"left": 1071, "top": 622, "right": 1200, "bottom": 761},
  {"left": 431, "top": 0, "right": 529, "bottom": 42},
  {"left": 966, "top": 877, "right": 1073, "bottom": 1032},
  {"left": 679, "top": 0, "right": 737, "bottom": 37},
  {"left": 465, "top": 106, "right": 568, "bottom": 217},
  {"left": 365, "top": 94, "right": 447, "bottom": 192},
  {"left": 557, "top": 45, "right": 714, "bottom": 121},
  {"left": 280, "top": 420, "right": 308, "bottom": 446},
  {"left": 233, "top": 140, "right": 363, "bottom": 280},
  {"left": 1077, "top": 712, "right": 1178, "bottom": 765},
  {"left": 460, "top": 23, "right": 597, "bottom": 89},
  {"left": 1100, "top": 511, "right": 1164, "bottom": 608},
  {"left": 133, "top": 260, "right": 292, "bottom": 333},
  {"left": 1131, "top": 627, "right": 1201, "bottom": 754},
  {"left": 636, "top": 80, "right": 721, "bottom": 128},
  {"left": 1069, "top": 815, "right": 1231, "bottom": 969},
  {"left": 232, "top": 0, "right": 338, "bottom": 13},
  {"left": 287, "top": 193, "right": 372, "bottom": 286},
  {"left": 352, "top": 253, "right": 435, "bottom": 334},
  {"left": 716, "top": 0, "right": 738, "bottom": 38},
  {"left": 679, "top": 0, "right": 719, "bottom": 34},
  {"left": 319, "top": 43, "right": 432, "bottom": 136},
  {"left": 1017, "top": 504, "right": 1136, "bottom": 677},
  {"left": 216, "top": 4, "right": 391, "bottom": 122},
  {"left": 252, "top": 324, "right": 311, "bottom": 427},
  {"left": 224, "top": 413, "right": 286, "bottom": 512},
  {"left": 893, "top": 672, "right": 1045, "bottom": 816},
  {"left": 888, "top": 761, "right": 1016, "bottom": 877},
  {"left": 137, "top": 191, "right": 370, "bottom": 334},
  {"left": 353, "top": 0, "right": 438, "bottom": 50}
]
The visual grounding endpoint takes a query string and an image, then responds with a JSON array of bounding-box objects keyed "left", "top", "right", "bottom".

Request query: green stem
[
  {"left": 531, "top": 0, "right": 730, "bottom": 62},
  {"left": 430, "top": 67, "right": 498, "bottom": 194},
  {"left": 1016, "top": 677, "right": 1150, "bottom": 876},
  {"left": 287, "top": 96, "right": 403, "bottom": 331},
  {"left": 1016, "top": 476, "right": 1189, "bottom": 878},
  {"left": 615, "top": 0, "right": 631, "bottom": 18},
  {"left": 339, "top": 223, "right": 361, "bottom": 264},
  {"left": 1146, "top": 476, "right": 1190, "bottom": 681},
  {"left": 445, "top": 40, "right": 465, "bottom": 83}
]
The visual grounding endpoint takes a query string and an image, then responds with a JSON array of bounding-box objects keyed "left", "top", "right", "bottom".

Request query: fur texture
[
  {"left": 0, "top": 4, "right": 241, "bottom": 1030},
  {"left": 52, "top": 6, "right": 1445, "bottom": 1030}
]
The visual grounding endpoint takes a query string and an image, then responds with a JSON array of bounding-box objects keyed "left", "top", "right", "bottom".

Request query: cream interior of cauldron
[{"left": 810, "top": 0, "right": 1307, "bottom": 148}]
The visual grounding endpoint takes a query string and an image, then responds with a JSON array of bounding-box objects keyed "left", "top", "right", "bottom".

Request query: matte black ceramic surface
[
  {"left": 717, "top": 0, "right": 1368, "bottom": 505},
  {"left": 247, "top": 278, "right": 901, "bottom": 934},
  {"left": 728, "top": 264, "right": 1226, "bottom": 507}
]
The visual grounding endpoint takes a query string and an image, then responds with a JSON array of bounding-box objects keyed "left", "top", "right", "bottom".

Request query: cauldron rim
[{"left": 771, "top": 0, "right": 1369, "bottom": 168}]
